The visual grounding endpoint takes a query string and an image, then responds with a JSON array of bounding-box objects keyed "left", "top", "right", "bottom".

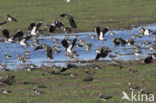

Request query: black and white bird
[
  {"left": 28, "top": 22, "right": 35, "bottom": 32},
  {"left": 18, "top": 35, "right": 32, "bottom": 46},
  {"left": 95, "top": 26, "right": 108, "bottom": 40},
  {"left": 53, "top": 20, "right": 64, "bottom": 30},
  {"left": 49, "top": 23, "right": 56, "bottom": 34},
  {"left": 30, "top": 22, "right": 42, "bottom": 36},
  {"left": 1, "top": 29, "right": 23, "bottom": 43},
  {"left": 6, "top": 14, "right": 17, "bottom": 22},
  {"left": 99, "top": 93, "right": 112, "bottom": 101},
  {"left": 140, "top": 27, "right": 152, "bottom": 36},
  {"left": 95, "top": 48, "right": 111, "bottom": 60},
  {"left": 60, "top": 14, "right": 77, "bottom": 28},
  {"left": 61, "top": 38, "right": 77, "bottom": 53},
  {"left": 0, "top": 21, "right": 7, "bottom": 26}
]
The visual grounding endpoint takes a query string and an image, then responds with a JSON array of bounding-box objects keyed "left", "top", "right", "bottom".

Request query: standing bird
[
  {"left": 49, "top": 23, "right": 56, "bottom": 34},
  {"left": 30, "top": 22, "right": 42, "bottom": 36},
  {"left": 6, "top": 14, "right": 17, "bottom": 22},
  {"left": 61, "top": 38, "right": 77, "bottom": 53},
  {"left": 60, "top": 14, "right": 77, "bottom": 28},
  {"left": 46, "top": 47, "right": 53, "bottom": 59},
  {"left": 95, "top": 26, "right": 108, "bottom": 40}
]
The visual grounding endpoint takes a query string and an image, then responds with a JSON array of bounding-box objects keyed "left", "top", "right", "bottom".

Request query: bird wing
[
  {"left": 71, "top": 38, "right": 77, "bottom": 49},
  {"left": 69, "top": 16, "right": 77, "bottom": 28},
  {"left": 28, "top": 22, "right": 35, "bottom": 31},
  {"left": 13, "top": 30, "right": 24, "bottom": 40},
  {"left": 95, "top": 53, "right": 101, "bottom": 60},
  {"left": 35, "top": 22, "right": 42, "bottom": 32},
  {"left": 21, "top": 35, "right": 32, "bottom": 43},
  {"left": 61, "top": 39, "right": 69, "bottom": 49},
  {"left": 102, "top": 28, "right": 109, "bottom": 35},
  {"left": 2, "top": 29, "right": 10, "bottom": 38},
  {"left": 34, "top": 45, "right": 43, "bottom": 50},
  {"left": 11, "top": 17, "right": 17, "bottom": 22},
  {"left": 95, "top": 27, "right": 101, "bottom": 38}
]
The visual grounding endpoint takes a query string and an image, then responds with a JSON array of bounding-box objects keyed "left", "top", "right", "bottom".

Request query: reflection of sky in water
[{"left": 0, "top": 24, "right": 156, "bottom": 70}]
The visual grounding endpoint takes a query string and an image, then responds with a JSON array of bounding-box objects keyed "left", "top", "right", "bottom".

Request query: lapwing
[
  {"left": 95, "top": 48, "right": 111, "bottom": 60},
  {"left": 28, "top": 22, "right": 35, "bottom": 32},
  {"left": 60, "top": 14, "right": 77, "bottom": 28},
  {"left": 61, "top": 38, "right": 77, "bottom": 53},
  {"left": 46, "top": 47, "right": 53, "bottom": 59},
  {"left": 18, "top": 35, "right": 32, "bottom": 46},
  {"left": 30, "top": 21, "right": 42, "bottom": 36},
  {"left": 140, "top": 27, "right": 152, "bottom": 36},
  {"left": 99, "top": 93, "right": 112, "bottom": 101},
  {"left": 95, "top": 26, "right": 108, "bottom": 41},
  {"left": 0, "top": 21, "right": 7, "bottom": 26},
  {"left": 6, "top": 14, "right": 17, "bottom": 22},
  {"left": 2, "top": 29, "right": 24, "bottom": 43}
]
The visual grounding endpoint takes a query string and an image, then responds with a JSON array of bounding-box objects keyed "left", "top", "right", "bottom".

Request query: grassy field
[
  {"left": 0, "top": 0, "right": 156, "bottom": 35},
  {"left": 0, "top": 62, "right": 156, "bottom": 103}
]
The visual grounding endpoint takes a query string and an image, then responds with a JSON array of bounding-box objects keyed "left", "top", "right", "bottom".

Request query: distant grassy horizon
[{"left": 0, "top": 0, "right": 156, "bottom": 36}]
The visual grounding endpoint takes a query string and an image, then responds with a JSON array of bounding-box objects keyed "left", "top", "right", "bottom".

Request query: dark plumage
[
  {"left": 46, "top": 47, "right": 53, "bottom": 59},
  {"left": 2, "top": 29, "right": 10, "bottom": 39},
  {"left": 53, "top": 20, "right": 64, "bottom": 30},
  {"left": 69, "top": 16, "right": 77, "bottom": 28},
  {"left": 34, "top": 45, "right": 43, "bottom": 50},
  {"left": 0, "top": 21, "right": 7, "bottom": 26},
  {"left": 144, "top": 55, "right": 153, "bottom": 64},
  {"left": 95, "top": 49, "right": 111, "bottom": 60},
  {"left": 6, "top": 14, "right": 17, "bottom": 22},
  {"left": 60, "top": 14, "right": 77, "bottom": 28},
  {"left": 49, "top": 23, "right": 56, "bottom": 34},
  {"left": 13, "top": 30, "right": 24, "bottom": 41},
  {"left": 61, "top": 38, "right": 77, "bottom": 53},
  {"left": 95, "top": 26, "right": 108, "bottom": 40},
  {"left": 28, "top": 22, "right": 35, "bottom": 31},
  {"left": 61, "top": 39, "right": 69, "bottom": 49}
]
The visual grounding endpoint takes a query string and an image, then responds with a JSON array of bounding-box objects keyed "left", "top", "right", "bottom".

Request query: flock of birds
[{"left": 0, "top": 13, "right": 156, "bottom": 101}]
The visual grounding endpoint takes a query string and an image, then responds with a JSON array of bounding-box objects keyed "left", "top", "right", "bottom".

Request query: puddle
[{"left": 0, "top": 24, "right": 156, "bottom": 70}]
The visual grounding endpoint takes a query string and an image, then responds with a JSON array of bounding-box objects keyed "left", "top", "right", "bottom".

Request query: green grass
[
  {"left": 0, "top": 0, "right": 156, "bottom": 36},
  {"left": 0, "top": 62, "right": 156, "bottom": 103}
]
